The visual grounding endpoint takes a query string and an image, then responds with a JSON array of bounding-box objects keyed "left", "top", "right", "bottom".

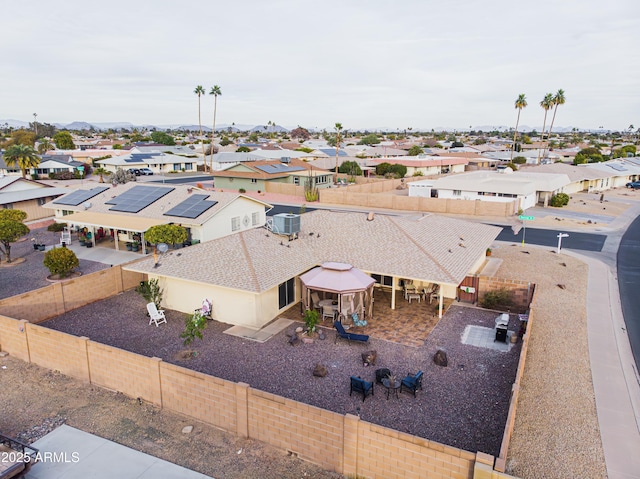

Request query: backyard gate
[{"left": 458, "top": 275, "right": 479, "bottom": 304}]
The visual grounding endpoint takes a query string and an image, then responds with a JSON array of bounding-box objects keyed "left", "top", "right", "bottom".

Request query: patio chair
[
  {"left": 350, "top": 376, "right": 374, "bottom": 402},
  {"left": 334, "top": 320, "right": 369, "bottom": 344},
  {"left": 322, "top": 305, "right": 336, "bottom": 322},
  {"left": 400, "top": 370, "right": 424, "bottom": 397},
  {"left": 146, "top": 302, "right": 167, "bottom": 327},
  {"left": 424, "top": 284, "right": 439, "bottom": 304},
  {"left": 311, "top": 292, "right": 321, "bottom": 311}
]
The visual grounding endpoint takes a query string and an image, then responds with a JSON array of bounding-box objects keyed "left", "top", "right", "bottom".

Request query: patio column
[
  {"left": 141, "top": 232, "right": 146, "bottom": 255},
  {"left": 391, "top": 276, "right": 397, "bottom": 310},
  {"left": 437, "top": 291, "right": 443, "bottom": 318}
]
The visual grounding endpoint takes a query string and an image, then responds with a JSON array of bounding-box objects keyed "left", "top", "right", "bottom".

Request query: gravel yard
[
  {"left": 0, "top": 223, "right": 109, "bottom": 299},
  {"left": 43, "top": 293, "right": 521, "bottom": 458},
  {"left": 493, "top": 243, "right": 607, "bottom": 479}
]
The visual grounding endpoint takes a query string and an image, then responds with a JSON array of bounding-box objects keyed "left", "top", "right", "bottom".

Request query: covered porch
[{"left": 286, "top": 288, "right": 455, "bottom": 348}]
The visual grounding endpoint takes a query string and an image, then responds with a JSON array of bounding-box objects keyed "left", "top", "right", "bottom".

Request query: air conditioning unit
[
  {"left": 272, "top": 213, "right": 300, "bottom": 235},
  {"left": 281, "top": 157, "right": 291, "bottom": 163}
]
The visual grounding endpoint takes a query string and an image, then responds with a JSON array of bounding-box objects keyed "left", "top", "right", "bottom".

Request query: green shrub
[
  {"left": 550, "top": 193, "right": 570, "bottom": 207},
  {"left": 47, "top": 222, "right": 67, "bottom": 232},
  {"left": 135, "top": 279, "right": 163, "bottom": 309},
  {"left": 180, "top": 310, "right": 208, "bottom": 346},
  {"left": 238, "top": 188, "right": 246, "bottom": 193},
  {"left": 480, "top": 288, "right": 514, "bottom": 310},
  {"left": 512, "top": 156, "right": 527, "bottom": 164},
  {"left": 304, "top": 309, "right": 319, "bottom": 333},
  {"left": 43, "top": 247, "right": 79, "bottom": 278}
]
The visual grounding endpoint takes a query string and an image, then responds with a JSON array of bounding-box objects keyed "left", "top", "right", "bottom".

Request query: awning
[{"left": 57, "top": 211, "right": 166, "bottom": 233}]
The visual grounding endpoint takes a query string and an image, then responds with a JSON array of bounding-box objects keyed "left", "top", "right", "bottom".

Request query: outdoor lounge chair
[
  {"left": 400, "top": 370, "right": 423, "bottom": 397},
  {"left": 350, "top": 376, "right": 374, "bottom": 402},
  {"left": 334, "top": 320, "right": 369, "bottom": 344},
  {"left": 147, "top": 302, "right": 167, "bottom": 327}
]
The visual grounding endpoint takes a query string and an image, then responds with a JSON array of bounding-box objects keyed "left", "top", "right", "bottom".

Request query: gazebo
[{"left": 299, "top": 262, "right": 376, "bottom": 321}]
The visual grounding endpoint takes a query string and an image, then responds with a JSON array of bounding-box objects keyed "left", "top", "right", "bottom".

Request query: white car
[{"left": 138, "top": 168, "right": 154, "bottom": 176}]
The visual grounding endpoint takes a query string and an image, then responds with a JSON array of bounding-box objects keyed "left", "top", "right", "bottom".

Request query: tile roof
[
  {"left": 124, "top": 210, "right": 501, "bottom": 293},
  {"left": 213, "top": 158, "right": 330, "bottom": 180},
  {"left": 44, "top": 182, "right": 271, "bottom": 226}
]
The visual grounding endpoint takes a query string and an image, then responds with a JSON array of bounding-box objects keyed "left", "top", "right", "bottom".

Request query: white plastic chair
[{"left": 147, "top": 302, "right": 167, "bottom": 327}]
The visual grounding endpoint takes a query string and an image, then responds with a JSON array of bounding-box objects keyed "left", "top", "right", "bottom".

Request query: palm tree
[
  {"left": 511, "top": 94, "right": 527, "bottom": 161},
  {"left": 4, "top": 144, "right": 40, "bottom": 178},
  {"left": 194, "top": 85, "right": 205, "bottom": 163},
  {"left": 536, "top": 93, "right": 554, "bottom": 164},
  {"left": 209, "top": 85, "right": 222, "bottom": 172},
  {"left": 544, "top": 89, "right": 566, "bottom": 158},
  {"left": 93, "top": 167, "right": 111, "bottom": 183},
  {"left": 334, "top": 122, "right": 343, "bottom": 184},
  {"left": 37, "top": 138, "right": 53, "bottom": 154}
]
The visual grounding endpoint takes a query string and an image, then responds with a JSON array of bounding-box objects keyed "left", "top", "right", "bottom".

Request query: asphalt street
[{"left": 617, "top": 214, "right": 640, "bottom": 372}]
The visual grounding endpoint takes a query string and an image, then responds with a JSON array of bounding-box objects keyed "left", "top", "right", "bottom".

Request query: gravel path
[
  {"left": 0, "top": 223, "right": 109, "bottom": 299},
  {"left": 43, "top": 293, "right": 522, "bottom": 458},
  {"left": 492, "top": 243, "right": 607, "bottom": 478}
]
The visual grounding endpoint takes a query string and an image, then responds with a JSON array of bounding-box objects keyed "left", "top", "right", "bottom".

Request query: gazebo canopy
[{"left": 299, "top": 262, "right": 375, "bottom": 293}]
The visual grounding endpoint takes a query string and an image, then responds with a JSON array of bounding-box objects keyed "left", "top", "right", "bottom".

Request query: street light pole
[{"left": 557, "top": 233, "right": 569, "bottom": 254}]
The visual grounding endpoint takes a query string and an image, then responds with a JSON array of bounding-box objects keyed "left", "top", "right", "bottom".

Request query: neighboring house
[
  {"left": 523, "top": 162, "right": 617, "bottom": 193},
  {"left": 44, "top": 183, "right": 272, "bottom": 253},
  {"left": 365, "top": 156, "right": 468, "bottom": 176},
  {"left": 210, "top": 150, "right": 320, "bottom": 171},
  {"left": 0, "top": 176, "right": 67, "bottom": 221},
  {"left": 344, "top": 146, "right": 409, "bottom": 158},
  {"left": 213, "top": 158, "right": 333, "bottom": 192},
  {"left": 580, "top": 158, "right": 640, "bottom": 189},
  {"left": 419, "top": 169, "right": 570, "bottom": 209},
  {"left": 35, "top": 155, "right": 85, "bottom": 177},
  {"left": 95, "top": 151, "right": 203, "bottom": 174},
  {"left": 0, "top": 151, "right": 21, "bottom": 176},
  {"left": 124, "top": 209, "right": 500, "bottom": 329}
]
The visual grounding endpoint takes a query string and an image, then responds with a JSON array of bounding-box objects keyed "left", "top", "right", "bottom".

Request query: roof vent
[{"left": 367, "top": 212, "right": 375, "bottom": 221}]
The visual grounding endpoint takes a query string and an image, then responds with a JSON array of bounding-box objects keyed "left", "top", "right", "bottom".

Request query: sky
[{"left": 2, "top": 0, "right": 639, "bottom": 132}]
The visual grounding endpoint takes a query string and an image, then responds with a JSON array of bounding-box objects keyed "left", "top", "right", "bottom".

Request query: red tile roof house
[{"left": 365, "top": 155, "right": 469, "bottom": 176}]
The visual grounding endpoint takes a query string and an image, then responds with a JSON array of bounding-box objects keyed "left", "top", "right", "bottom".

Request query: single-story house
[
  {"left": 213, "top": 158, "right": 333, "bottom": 192},
  {"left": 44, "top": 183, "right": 272, "bottom": 253},
  {"left": 34, "top": 155, "right": 86, "bottom": 177},
  {"left": 123, "top": 209, "right": 501, "bottom": 329},
  {"left": 420, "top": 169, "right": 571, "bottom": 209},
  {"left": 210, "top": 150, "right": 320, "bottom": 171},
  {"left": 521, "top": 162, "right": 616, "bottom": 193},
  {"left": 365, "top": 156, "right": 468, "bottom": 176},
  {"left": 0, "top": 176, "right": 68, "bottom": 221},
  {"left": 96, "top": 151, "right": 203, "bottom": 174}
]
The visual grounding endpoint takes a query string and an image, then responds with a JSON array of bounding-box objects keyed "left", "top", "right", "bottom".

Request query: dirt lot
[{"left": 0, "top": 355, "right": 340, "bottom": 479}]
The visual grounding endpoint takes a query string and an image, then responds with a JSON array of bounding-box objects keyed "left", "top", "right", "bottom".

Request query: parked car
[
  {"left": 127, "top": 168, "right": 141, "bottom": 176},
  {"left": 138, "top": 168, "right": 154, "bottom": 176},
  {"left": 626, "top": 181, "right": 640, "bottom": 189}
]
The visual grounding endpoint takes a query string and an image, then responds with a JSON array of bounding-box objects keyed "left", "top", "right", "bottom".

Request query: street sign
[{"left": 519, "top": 215, "right": 534, "bottom": 221}]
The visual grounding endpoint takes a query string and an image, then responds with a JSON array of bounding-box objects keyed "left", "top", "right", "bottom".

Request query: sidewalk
[
  {"left": 570, "top": 250, "right": 640, "bottom": 479},
  {"left": 26, "top": 425, "right": 212, "bottom": 479}
]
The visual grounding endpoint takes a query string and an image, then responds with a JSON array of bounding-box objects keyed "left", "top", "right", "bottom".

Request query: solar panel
[
  {"left": 52, "top": 186, "right": 110, "bottom": 206},
  {"left": 607, "top": 164, "right": 627, "bottom": 171},
  {"left": 106, "top": 185, "right": 174, "bottom": 213},
  {"left": 254, "top": 164, "right": 305, "bottom": 174},
  {"left": 163, "top": 194, "right": 218, "bottom": 219}
]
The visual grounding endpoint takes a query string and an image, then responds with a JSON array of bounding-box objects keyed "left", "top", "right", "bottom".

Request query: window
[
  {"left": 278, "top": 278, "right": 295, "bottom": 309},
  {"left": 251, "top": 178, "right": 258, "bottom": 184},
  {"left": 252, "top": 211, "right": 259, "bottom": 226},
  {"left": 184, "top": 163, "right": 193, "bottom": 171},
  {"left": 173, "top": 163, "right": 181, "bottom": 171},
  {"left": 37, "top": 198, "right": 47, "bottom": 206},
  {"left": 371, "top": 274, "right": 393, "bottom": 287},
  {"left": 293, "top": 177, "right": 300, "bottom": 185},
  {"left": 453, "top": 190, "right": 461, "bottom": 196},
  {"left": 3, "top": 203, "right": 13, "bottom": 209},
  {"left": 231, "top": 216, "right": 240, "bottom": 231}
]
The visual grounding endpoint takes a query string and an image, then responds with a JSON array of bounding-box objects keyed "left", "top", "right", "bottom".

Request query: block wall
[
  {"left": 248, "top": 388, "right": 344, "bottom": 472},
  {"left": 354, "top": 421, "right": 476, "bottom": 479},
  {"left": 87, "top": 342, "right": 162, "bottom": 406},
  {"left": 24, "top": 323, "right": 90, "bottom": 381},
  {"left": 0, "top": 316, "right": 30, "bottom": 361},
  {"left": 160, "top": 362, "right": 238, "bottom": 433},
  {"left": 478, "top": 277, "right": 535, "bottom": 312}
]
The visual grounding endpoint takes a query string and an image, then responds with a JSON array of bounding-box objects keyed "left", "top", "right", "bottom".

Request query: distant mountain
[
  {"left": 0, "top": 119, "right": 30, "bottom": 128},
  {"left": 64, "top": 121, "right": 96, "bottom": 130},
  {"left": 249, "top": 124, "right": 289, "bottom": 133}
]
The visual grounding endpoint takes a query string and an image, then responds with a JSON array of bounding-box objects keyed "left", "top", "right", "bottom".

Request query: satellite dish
[{"left": 157, "top": 243, "right": 169, "bottom": 253}]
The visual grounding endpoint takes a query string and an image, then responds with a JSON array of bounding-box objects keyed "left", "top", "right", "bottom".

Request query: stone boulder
[
  {"left": 313, "top": 364, "right": 328, "bottom": 377},
  {"left": 433, "top": 348, "right": 448, "bottom": 367}
]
